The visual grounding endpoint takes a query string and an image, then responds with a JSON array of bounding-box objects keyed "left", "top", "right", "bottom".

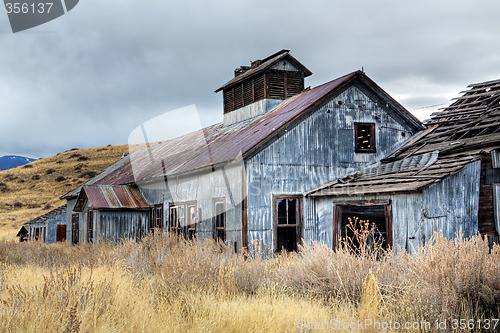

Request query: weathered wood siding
[
  {"left": 246, "top": 85, "right": 416, "bottom": 247},
  {"left": 65, "top": 198, "right": 78, "bottom": 243},
  {"left": 95, "top": 210, "right": 149, "bottom": 243},
  {"left": 142, "top": 163, "right": 245, "bottom": 249},
  {"left": 312, "top": 161, "right": 481, "bottom": 253},
  {"left": 494, "top": 185, "right": 500, "bottom": 235}
]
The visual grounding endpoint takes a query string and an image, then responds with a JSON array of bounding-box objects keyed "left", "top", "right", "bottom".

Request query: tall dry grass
[{"left": 0, "top": 233, "right": 499, "bottom": 332}]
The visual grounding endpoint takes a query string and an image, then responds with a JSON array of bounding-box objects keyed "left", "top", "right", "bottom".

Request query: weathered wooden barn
[
  {"left": 62, "top": 50, "right": 425, "bottom": 251},
  {"left": 17, "top": 205, "right": 67, "bottom": 243},
  {"left": 308, "top": 78, "right": 500, "bottom": 252}
]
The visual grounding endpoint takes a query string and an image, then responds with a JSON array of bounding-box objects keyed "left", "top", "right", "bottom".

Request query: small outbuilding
[{"left": 18, "top": 205, "right": 67, "bottom": 243}]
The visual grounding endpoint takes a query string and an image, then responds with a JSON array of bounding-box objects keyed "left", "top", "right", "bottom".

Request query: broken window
[
  {"left": 213, "top": 199, "right": 226, "bottom": 242},
  {"left": 334, "top": 204, "right": 391, "bottom": 250},
  {"left": 274, "top": 196, "right": 302, "bottom": 252},
  {"left": 169, "top": 202, "right": 197, "bottom": 239},
  {"left": 87, "top": 210, "right": 93, "bottom": 243},
  {"left": 150, "top": 204, "right": 164, "bottom": 232},
  {"left": 355, "top": 123, "right": 376, "bottom": 153},
  {"left": 71, "top": 213, "right": 79, "bottom": 244}
]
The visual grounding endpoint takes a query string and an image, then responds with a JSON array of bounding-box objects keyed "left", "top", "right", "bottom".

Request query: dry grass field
[
  {"left": 0, "top": 233, "right": 499, "bottom": 332},
  {"left": 0, "top": 145, "right": 129, "bottom": 240}
]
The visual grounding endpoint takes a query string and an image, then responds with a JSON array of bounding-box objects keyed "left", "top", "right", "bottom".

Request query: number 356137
[{"left": 5, "top": 3, "right": 53, "bottom": 14}]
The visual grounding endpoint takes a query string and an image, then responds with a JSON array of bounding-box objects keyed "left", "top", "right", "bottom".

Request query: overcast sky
[{"left": 1, "top": 0, "right": 500, "bottom": 158}]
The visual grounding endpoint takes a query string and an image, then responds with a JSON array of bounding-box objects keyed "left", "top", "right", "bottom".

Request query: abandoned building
[
  {"left": 307, "top": 78, "right": 500, "bottom": 251},
  {"left": 17, "top": 205, "right": 67, "bottom": 242},
  {"left": 60, "top": 49, "right": 429, "bottom": 251}
]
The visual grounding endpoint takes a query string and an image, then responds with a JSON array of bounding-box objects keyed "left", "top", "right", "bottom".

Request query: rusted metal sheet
[{"left": 77, "top": 185, "right": 149, "bottom": 211}]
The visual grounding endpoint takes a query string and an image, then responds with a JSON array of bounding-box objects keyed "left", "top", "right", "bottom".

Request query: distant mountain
[{"left": 0, "top": 155, "right": 37, "bottom": 171}]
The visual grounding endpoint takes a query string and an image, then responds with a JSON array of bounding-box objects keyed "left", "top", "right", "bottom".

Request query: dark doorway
[
  {"left": 71, "top": 213, "right": 79, "bottom": 244},
  {"left": 56, "top": 224, "right": 66, "bottom": 242},
  {"left": 334, "top": 203, "right": 392, "bottom": 249}
]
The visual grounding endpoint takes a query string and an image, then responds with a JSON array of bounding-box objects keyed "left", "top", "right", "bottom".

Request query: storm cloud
[{"left": 1, "top": 0, "right": 500, "bottom": 157}]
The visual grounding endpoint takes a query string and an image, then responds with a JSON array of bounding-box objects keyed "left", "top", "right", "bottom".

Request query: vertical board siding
[
  {"left": 494, "top": 185, "right": 500, "bottom": 234},
  {"left": 492, "top": 149, "right": 500, "bottom": 169},
  {"left": 422, "top": 161, "right": 481, "bottom": 241},
  {"left": 98, "top": 210, "right": 149, "bottom": 243},
  {"left": 145, "top": 163, "right": 245, "bottom": 249},
  {"left": 247, "top": 85, "right": 416, "bottom": 247}
]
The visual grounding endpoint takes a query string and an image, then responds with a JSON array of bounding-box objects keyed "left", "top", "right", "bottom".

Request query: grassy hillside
[{"left": 0, "top": 145, "right": 129, "bottom": 240}]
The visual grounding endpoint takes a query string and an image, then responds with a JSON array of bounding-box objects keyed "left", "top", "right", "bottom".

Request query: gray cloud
[{"left": 1, "top": 0, "right": 500, "bottom": 157}]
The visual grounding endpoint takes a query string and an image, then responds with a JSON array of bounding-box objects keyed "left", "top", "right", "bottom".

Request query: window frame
[
  {"left": 354, "top": 122, "right": 376, "bottom": 153},
  {"left": 169, "top": 201, "right": 197, "bottom": 239},
  {"left": 212, "top": 198, "right": 226, "bottom": 243},
  {"left": 333, "top": 202, "right": 392, "bottom": 250},
  {"left": 150, "top": 204, "right": 164, "bottom": 232},
  {"left": 272, "top": 194, "right": 303, "bottom": 252}
]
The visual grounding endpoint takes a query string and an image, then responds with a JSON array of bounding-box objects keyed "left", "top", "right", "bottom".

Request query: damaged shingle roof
[{"left": 308, "top": 78, "right": 500, "bottom": 197}]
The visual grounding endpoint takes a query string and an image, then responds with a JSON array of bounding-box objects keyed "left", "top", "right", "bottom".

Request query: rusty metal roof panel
[
  {"left": 64, "top": 70, "right": 422, "bottom": 193},
  {"left": 83, "top": 185, "right": 150, "bottom": 210}
]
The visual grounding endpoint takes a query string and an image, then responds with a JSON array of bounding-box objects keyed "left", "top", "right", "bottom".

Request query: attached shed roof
[
  {"left": 25, "top": 205, "right": 66, "bottom": 225},
  {"left": 307, "top": 151, "right": 485, "bottom": 196},
  {"left": 214, "top": 49, "right": 313, "bottom": 93},
  {"left": 308, "top": 78, "right": 500, "bottom": 197},
  {"left": 74, "top": 185, "right": 150, "bottom": 212}
]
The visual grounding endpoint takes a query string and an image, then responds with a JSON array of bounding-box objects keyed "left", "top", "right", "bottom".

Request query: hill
[
  {"left": 0, "top": 155, "right": 36, "bottom": 170},
  {"left": 0, "top": 145, "right": 130, "bottom": 240}
]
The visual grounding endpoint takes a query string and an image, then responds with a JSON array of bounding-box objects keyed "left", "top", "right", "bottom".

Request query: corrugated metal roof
[
  {"left": 74, "top": 185, "right": 150, "bottom": 211},
  {"left": 214, "top": 50, "right": 312, "bottom": 92},
  {"left": 64, "top": 70, "right": 423, "bottom": 196}
]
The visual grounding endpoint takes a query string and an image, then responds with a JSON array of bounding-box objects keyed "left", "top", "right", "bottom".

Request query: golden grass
[
  {"left": 0, "top": 145, "right": 129, "bottom": 240},
  {"left": 0, "top": 234, "right": 498, "bottom": 332}
]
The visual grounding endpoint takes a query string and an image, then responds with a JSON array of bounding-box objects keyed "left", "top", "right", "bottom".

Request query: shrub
[
  {"left": 22, "top": 164, "right": 33, "bottom": 169},
  {"left": 77, "top": 156, "right": 90, "bottom": 161},
  {"left": 13, "top": 202, "right": 23, "bottom": 208},
  {"left": 55, "top": 176, "right": 66, "bottom": 182},
  {"left": 68, "top": 153, "right": 81, "bottom": 159},
  {"left": 32, "top": 174, "right": 41, "bottom": 180},
  {"left": 0, "top": 182, "right": 9, "bottom": 192},
  {"left": 79, "top": 171, "right": 98, "bottom": 179},
  {"left": 45, "top": 168, "right": 57, "bottom": 175}
]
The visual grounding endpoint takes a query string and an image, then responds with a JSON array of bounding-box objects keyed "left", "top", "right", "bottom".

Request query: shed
[
  {"left": 19, "top": 205, "right": 67, "bottom": 243},
  {"left": 72, "top": 185, "right": 150, "bottom": 243}
]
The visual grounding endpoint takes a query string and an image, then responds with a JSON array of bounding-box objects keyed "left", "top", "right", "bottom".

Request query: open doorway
[{"left": 333, "top": 203, "right": 392, "bottom": 250}]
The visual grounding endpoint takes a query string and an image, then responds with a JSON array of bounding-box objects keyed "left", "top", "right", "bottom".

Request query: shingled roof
[{"left": 308, "top": 78, "right": 500, "bottom": 197}]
